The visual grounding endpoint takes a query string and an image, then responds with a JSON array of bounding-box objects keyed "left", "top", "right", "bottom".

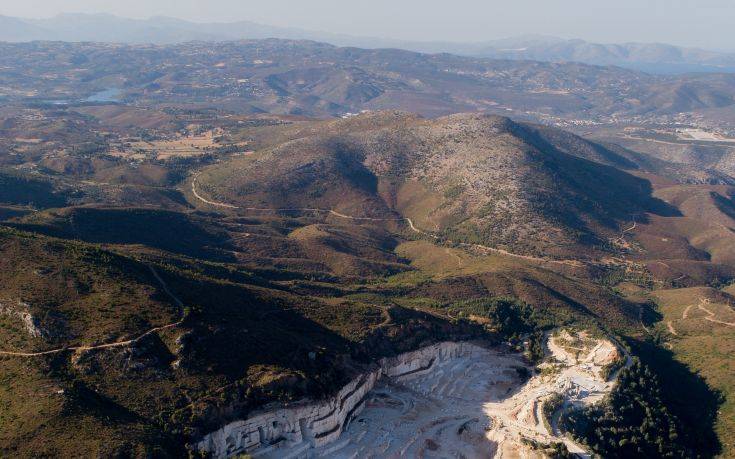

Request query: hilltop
[
  {"left": 0, "top": 103, "right": 733, "bottom": 456},
  {"left": 197, "top": 112, "right": 672, "bottom": 258}
]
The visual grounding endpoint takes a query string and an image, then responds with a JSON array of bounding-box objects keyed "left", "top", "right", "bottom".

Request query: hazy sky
[{"left": 2, "top": 0, "right": 734, "bottom": 49}]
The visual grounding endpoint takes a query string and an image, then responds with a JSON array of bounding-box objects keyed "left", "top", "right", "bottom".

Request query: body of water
[{"left": 84, "top": 88, "right": 122, "bottom": 103}]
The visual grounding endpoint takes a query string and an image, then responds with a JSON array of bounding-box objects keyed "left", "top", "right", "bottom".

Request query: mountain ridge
[
  {"left": 3, "top": 39, "right": 735, "bottom": 121},
  {"left": 1, "top": 13, "right": 734, "bottom": 73}
]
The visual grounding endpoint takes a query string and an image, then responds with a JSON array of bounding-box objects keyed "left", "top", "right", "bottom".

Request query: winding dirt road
[
  {"left": 666, "top": 296, "right": 735, "bottom": 339},
  {"left": 0, "top": 266, "right": 184, "bottom": 358},
  {"left": 697, "top": 298, "right": 735, "bottom": 327},
  {"left": 683, "top": 302, "right": 695, "bottom": 319},
  {"left": 190, "top": 173, "right": 583, "bottom": 267},
  {"left": 445, "top": 248, "right": 463, "bottom": 268},
  {"left": 613, "top": 220, "right": 637, "bottom": 245}
]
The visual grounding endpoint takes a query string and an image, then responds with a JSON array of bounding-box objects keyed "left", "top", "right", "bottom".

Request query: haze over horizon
[{"left": 1, "top": 0, "right": 734, "bottom": 51}]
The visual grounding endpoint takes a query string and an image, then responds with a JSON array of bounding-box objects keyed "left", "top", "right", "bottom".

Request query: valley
[{"left": 0, "top": 37, "right": 734, "bottom": 459}]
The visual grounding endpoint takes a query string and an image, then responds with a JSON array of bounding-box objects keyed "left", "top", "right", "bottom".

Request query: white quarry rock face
[
  {"left": 195, "top": 342, "right": 477, "bottom": 458},
  {"left": 196, "top": 333, "right": 622, "bottom": 458}
]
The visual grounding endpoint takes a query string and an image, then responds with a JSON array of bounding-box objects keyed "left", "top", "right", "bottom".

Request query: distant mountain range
[
  {"left": 5, "top": 39, "right": 735, "bottom": 122},
  {"left": 468, "top": 36, "right": 735, "bottom": 74},
  {"left": 2, "top": 13, "right": 735, "bottom": 74}
]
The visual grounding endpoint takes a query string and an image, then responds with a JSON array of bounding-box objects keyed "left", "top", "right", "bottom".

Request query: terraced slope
[{"left": 0, "top": 226, "right": 498, "bottom": 456}]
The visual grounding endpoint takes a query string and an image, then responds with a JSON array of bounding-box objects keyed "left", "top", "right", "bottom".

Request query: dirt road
[
  {"left": 698, "top": 298, "right": 735, "bottom": 327},
  {"left": 190, "top": 173, "right": 584, "bottom": 268},
  {"left": 0, "top": 266, "right": 184, "bottom": 358}
]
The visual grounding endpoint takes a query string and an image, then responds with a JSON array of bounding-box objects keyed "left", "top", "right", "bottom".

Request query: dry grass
[
  {"left": 110, "top": 129, "right": 250, "bottom": 161},
  {"left": 629, "top": 184, "right": 735, "bottom": 287},
  {"left": 130, "top": 132, "right": 217, "bottom": 160},
  {"left": 73, "top": 105, "right": 173, "bottom": 130},
  {"left": 395, "top": 240, "right": 524, "bottom": 278},
  {"left": 392, "top": 180, "right": 444, "bottom": 231},
  {"left": 652, "top": 287, "right": 735, "bottom": 456},
  {"left": 288, "top": 223, "right": 407, "bottom": 277}
]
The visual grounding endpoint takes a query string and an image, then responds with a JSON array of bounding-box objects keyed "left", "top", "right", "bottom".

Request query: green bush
[
  {"left": 447, "top": 297, "right": 535, "bottom": 340},
  {"left": 563, "top": 359, "right": 690, "bottom": 458}
]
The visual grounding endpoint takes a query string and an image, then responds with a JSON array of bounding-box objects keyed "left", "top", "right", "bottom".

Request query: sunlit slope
[{"left": 196, "top": 112, "right": 671, "bottom": 259}]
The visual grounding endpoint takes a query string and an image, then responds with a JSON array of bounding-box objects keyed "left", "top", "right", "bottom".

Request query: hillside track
[
  {"left": 613, "top": 219, "right": 637, "bottom": 245},
  {"left": 671, "top": 297, "right": 735, "bottom": 335},
  {"left": 697, "top": 298, "right": 735, "bottom": 327},
  {"left": 191, "top": 173, "right": 583, "bottom": 268},
  {"left": 0, "top": 266, "right": 184, "bottom": 357}
]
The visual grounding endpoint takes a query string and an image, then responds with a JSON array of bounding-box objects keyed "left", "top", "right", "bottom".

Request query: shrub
[{"left": 563, "top": 359, "right": 690, "bottom": 458}]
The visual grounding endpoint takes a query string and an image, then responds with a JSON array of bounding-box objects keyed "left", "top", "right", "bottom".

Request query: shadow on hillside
[
  {"left": 518, "top": 125, "right": 682, "bottom": 233},
  {"left": 166, "top": 270, "right": 492, "bottom": 432},
  {"left": 630, "top": 338, "right": 723, "bottom": 458},
  {"left": 0, "top": 171, "right": 69, "bottom": 209},
  {"left": 175, "top": 276, "right": 353, "bottom": 383},
  {"left": 713, "top": 191, "right": 735, "bottom": 221},
  {"left": 11, "top": 206, "right": 238, "bottom": 262}
]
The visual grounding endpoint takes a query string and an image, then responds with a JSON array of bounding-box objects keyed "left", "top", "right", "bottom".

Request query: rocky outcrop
[
  {"left": 0, "top": 300, "right": 48, "bottom": 338},
  {"left": 195, "top": 341, "right": 481, "bottom": 458}
]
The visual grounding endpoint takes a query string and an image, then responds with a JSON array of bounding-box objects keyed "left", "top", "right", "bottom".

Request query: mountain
[
  {"left": 0, "top": 13, "right": 370, "bottom": 46},
  {"left": 0, "top": 106, "right": 730, "bottom": 455},
  {"left": 1, "top": 14, "right": 735, "bottom": 73},
  {"left": 196, "top": 112, "right": 671, "bottom": 259},
  {"left": 2, "top": 39, "right": 735, "bottom": 122},
  {"left": 0, "top": 15, "right": 50, "bottom": 42},
  {"left": 25, "top": 13, "right": 223, "bottom": 43},
  {"left": 1, "top": 20, "right": 735, "bottom": 456},
  {"left": 469, "top": 36, "right": 735, "bottom": 74}
]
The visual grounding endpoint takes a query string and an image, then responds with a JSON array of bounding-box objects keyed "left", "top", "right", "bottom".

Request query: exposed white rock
[
  {"left": 195, "top": 342, "right": 478, "bottom": 458},
  {"left": 0, "top": 301, "right": 47, "bottom": 338},
  {"left": 196, "top": 334, "right": 622, "bottom": 459}
]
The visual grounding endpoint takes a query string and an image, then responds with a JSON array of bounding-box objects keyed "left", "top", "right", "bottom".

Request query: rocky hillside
[{"left": 199, "top": 112, "right": 671, "bottom": 258}]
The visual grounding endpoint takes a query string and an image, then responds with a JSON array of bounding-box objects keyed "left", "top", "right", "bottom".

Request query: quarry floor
[{"left": 271, "top": 332, "right": 621, "bottom": 459}]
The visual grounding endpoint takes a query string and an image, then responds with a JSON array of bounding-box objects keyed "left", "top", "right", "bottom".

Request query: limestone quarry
[{"left": 196, "top": 331, "right": 623, "bottom": 458}]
